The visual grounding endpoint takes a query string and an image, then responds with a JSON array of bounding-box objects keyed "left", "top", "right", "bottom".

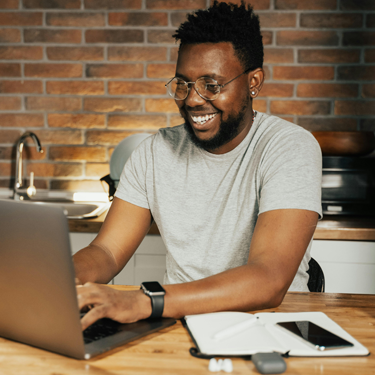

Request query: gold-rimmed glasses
[{"left": 165, "top": 68, "right": 251, "bottom": 101}]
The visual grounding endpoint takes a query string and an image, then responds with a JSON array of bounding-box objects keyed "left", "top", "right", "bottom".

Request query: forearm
[
  {"left": 73, "top": 244, "right": 119, "bottom": 285},
  {"left": 160, "top": 210, "right": 317, "bottom": 319},
  {"left": 77, "top": 261, "right": 291, "bottom": 329},
  {"left": 73, "top": 199, "right": 153, "bottom": 285},
  {"left": 162, "top": 262, "right": 288, "bottom": 319}
]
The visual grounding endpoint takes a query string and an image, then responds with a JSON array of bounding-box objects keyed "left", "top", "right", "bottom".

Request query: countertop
[
  {"left": 314, "top": 215, "right": 375, "bottom": 241},
  {"left": 69, "top": 212, "right": 375, "bottom": 241},
  {"left": 0, "top": 287, "right": 374, "bottom": 375}
]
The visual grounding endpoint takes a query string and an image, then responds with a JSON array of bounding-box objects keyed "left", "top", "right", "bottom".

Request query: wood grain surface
[{"left": 0, "top": 287, "right": 373, "bottom": 375}]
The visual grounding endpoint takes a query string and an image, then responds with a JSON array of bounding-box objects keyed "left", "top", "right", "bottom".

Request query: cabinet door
[
  {"left": 311, "top": 240, "right": 375, "bottom": 294},
  {"left": 114, "top": 235, "right": 167, "bottom": 285}
]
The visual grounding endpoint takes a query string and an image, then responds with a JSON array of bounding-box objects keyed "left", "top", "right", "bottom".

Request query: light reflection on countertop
[{"left": 315, "top": 215, "right": 375, "bottom": 241}]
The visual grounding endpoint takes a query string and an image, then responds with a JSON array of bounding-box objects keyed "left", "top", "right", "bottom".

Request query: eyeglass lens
[{"left": 167, "top": 77, "right": 220, "bottom": 101}]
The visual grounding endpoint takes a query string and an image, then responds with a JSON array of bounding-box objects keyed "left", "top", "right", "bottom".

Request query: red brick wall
[{"left": 0, "top": 0, "right": 373, "bottom": 192}]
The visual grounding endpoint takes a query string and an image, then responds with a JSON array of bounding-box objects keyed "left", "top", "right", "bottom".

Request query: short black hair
[{"left": 173, "top": 1, "right": 263, "bottom": 71}]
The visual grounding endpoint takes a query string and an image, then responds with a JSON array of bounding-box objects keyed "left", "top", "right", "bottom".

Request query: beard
[{"left": 182, "top": 98, "right": 251, "bottom": 152}]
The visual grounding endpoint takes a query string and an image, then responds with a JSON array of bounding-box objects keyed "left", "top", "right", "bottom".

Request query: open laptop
[{"left": 0, "top": 199, "right": 176, "bottom": 359}]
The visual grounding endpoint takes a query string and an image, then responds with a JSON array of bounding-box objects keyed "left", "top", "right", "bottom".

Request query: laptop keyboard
[{"left": 82, "top": 317, "right": 121, "bottom": 344}]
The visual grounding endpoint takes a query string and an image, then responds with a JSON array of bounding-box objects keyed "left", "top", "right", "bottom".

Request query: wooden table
[{"left": 0, "top": 287, "right": 373, "bottom": 375}]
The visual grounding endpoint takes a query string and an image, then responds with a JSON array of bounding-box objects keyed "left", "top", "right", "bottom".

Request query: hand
[{"left": 76, "top": 283, "right": 152, "bottom": 331}]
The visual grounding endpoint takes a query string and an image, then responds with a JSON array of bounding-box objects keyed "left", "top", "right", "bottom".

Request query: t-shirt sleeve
[
  {"left": 114, "top": 137, "right": 151, "bottom": 210},
  {"left": 258, "top": 128, "right": 323, "bottom": 219}
]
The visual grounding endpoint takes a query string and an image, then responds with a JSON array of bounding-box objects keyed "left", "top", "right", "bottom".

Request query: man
[{"left": 74, "top": 1, "right": 322, "bottom": 330}]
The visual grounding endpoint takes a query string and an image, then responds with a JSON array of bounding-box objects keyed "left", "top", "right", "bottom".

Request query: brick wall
[{"left": 0, "top": 0, "right": 373, "bottom": 193}]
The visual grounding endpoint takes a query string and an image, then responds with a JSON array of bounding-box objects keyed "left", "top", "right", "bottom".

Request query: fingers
[
  {"left": 76, "top": 282, "right": 104, "bottom": 311},
  {"left": 77, "top": 283, "right": 108, "bottom": 330},
  {"left": 80, "top": 305, "right": 108, "bottom": 331},
  {"left": 75, "top": 277, "right": 83, "bottom": 285},
  {"left": 76, "top": 283, "right": 150, "bottom": 331},
  {"left": 77, "top": 283, "right": 119, "bottom": 330}
]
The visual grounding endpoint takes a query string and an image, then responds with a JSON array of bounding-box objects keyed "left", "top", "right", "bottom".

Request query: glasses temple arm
[{"left": 220, "top": 68, "right": 253, "bottom": 88}]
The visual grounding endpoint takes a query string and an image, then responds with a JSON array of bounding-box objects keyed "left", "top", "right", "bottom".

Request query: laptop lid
[{"left": 0, "top": 199, "right": 175, "bottom": 360}]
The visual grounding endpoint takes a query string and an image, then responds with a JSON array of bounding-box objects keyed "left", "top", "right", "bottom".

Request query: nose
[{"left": 184, "top": 84, "right": 207, "bottom": 107}]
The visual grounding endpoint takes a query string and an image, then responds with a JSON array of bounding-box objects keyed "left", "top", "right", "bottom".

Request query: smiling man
[
  {"left": 172, "top": 42, "right": 256, "bottom": 154},
  {"left": 73, "top": 1, "right": 322, "bottom": 330}
]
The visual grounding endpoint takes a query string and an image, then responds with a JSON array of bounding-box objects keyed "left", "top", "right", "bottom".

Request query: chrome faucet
[{"left": 14, "top": 132, "right": 43, "bottom": 200}]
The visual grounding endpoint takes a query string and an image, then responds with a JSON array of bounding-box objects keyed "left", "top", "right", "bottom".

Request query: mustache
[{"left": 180, "top": 104, "right": 216, "bottom": 114}]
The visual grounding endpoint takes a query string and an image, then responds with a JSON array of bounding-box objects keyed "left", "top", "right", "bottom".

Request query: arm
[
  {"left": 73, "top": 197, "right": 152, "bottom": 284},
  {"left": 77, "top": 207, "right": 318, "bottom": 329},
  {"left": 162, "top": 209, "right": 318, "bottom": 317}
]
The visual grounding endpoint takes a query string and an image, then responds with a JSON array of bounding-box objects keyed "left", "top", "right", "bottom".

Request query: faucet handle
[{"left": 26, "top": 172, "right": 37, "bottom": 198}]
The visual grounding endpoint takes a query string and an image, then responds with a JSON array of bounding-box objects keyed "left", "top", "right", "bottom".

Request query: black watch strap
[
  {"left": 149, "top": 294, "right": 164, "bottom": 318},
  {"left": 141, "top": 282, "right": 165, "bottom": 319}
]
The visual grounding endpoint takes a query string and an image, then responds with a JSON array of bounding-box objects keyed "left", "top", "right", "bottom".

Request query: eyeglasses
[{"left": 165, "top": 68, "right": 251, "bottom": 101}]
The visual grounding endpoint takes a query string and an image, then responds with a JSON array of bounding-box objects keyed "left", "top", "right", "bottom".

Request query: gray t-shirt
[{"left": 115, "top": 112, "right": 322, "bottom": 291}]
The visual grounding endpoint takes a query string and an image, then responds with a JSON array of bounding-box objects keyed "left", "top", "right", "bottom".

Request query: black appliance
[{"left": 322, "top": 156, "right": 375, "bottom": 216}]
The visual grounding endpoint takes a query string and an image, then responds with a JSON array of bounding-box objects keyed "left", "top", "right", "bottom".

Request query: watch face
[{"left": 142, "top": 281, "right": 165, "bottom": 293}]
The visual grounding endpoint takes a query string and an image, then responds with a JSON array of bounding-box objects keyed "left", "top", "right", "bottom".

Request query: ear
[{"left": 248, "top": 68, "right": 265, "bottom": 98}]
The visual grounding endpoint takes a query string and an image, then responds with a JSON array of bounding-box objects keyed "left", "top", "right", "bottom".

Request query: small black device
[
  {"left": 252, "top": 352, "right": 287, "bottom": 374},
  {"left": 276, "top": 321, "right": 354, "bottom": 351},
  {"left": 140, "top": 281, "right": 166, "bottom": 319},
  {"left": 322, "top": 156, "right": 375, "bottom": 216}
]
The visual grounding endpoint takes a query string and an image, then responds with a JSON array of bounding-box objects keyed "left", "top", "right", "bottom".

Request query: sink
[
  {"left": 6, "top": 198, "right": 110, "bottom": 219},
  {"left": 9, "top": 131, "right": 110, "bottom": 219}
]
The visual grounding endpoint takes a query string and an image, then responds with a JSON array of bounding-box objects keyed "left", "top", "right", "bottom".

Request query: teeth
[{"left": 191, "top": 113, "right": 217, "bottom": 125}]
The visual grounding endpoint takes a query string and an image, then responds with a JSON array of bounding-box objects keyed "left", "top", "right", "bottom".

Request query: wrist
[
  {"left": 140, "top": 281, "right": 165, "bottom": 319},
  {"left": 136, "top": 289, "right": 153, "bottom": 320}
]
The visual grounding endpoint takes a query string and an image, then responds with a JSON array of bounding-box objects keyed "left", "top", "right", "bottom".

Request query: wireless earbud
[{"left": 208, "top": 358, "right": 233, "bottom": 373}]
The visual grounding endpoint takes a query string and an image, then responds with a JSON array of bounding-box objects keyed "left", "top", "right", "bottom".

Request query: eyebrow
[{"left": 175, "top": 72, "right": 226, "bottom": 81}]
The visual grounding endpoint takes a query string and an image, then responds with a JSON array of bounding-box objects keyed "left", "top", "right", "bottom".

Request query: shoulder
[
  {"left": 256, "top": 112, "right": 321, "bottom": 155},
  {"left": 257, "top": 112, "right": 315, "bottom": 140}
]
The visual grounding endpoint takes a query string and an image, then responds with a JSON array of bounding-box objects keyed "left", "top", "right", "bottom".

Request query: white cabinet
[
  {"left": 69, "top": 232, "right": 167, "bottom": 286},
  {"left": 113, "top": 235, "right": 167, "bottom": 285},
  {"left": 311, "top": 240, "right": 375, "bottom": 294}
]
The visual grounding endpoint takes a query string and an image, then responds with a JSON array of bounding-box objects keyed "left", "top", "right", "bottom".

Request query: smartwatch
[{"left": 140, "top": 281, "right": 166, "bottom": 319}]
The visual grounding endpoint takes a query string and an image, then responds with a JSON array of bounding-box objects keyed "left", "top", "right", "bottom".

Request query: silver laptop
[{"left": 0, "top": 199, "right": 175, "bottom": 359}]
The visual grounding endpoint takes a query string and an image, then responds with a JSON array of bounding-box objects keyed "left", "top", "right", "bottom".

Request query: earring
[{"left": 251, "top": 88, "right": 257, "bottom": 96}]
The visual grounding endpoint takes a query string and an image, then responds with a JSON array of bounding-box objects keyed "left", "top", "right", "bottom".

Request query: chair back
[{"left": 307, "top": 258, "right": 325, "bottom": 292}]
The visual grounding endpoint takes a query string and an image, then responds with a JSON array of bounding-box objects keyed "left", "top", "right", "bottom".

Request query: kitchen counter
[
  {"left": 69, "top": 212, "right": 375, "bottom": 241},
  {"left": 314, "top": 216, "right": 375, "bottom": 241}
]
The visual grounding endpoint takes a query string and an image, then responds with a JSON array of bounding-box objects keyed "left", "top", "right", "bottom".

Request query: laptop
[{"left": 0, "top": 199, "right": 176, "bottom": 359}]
